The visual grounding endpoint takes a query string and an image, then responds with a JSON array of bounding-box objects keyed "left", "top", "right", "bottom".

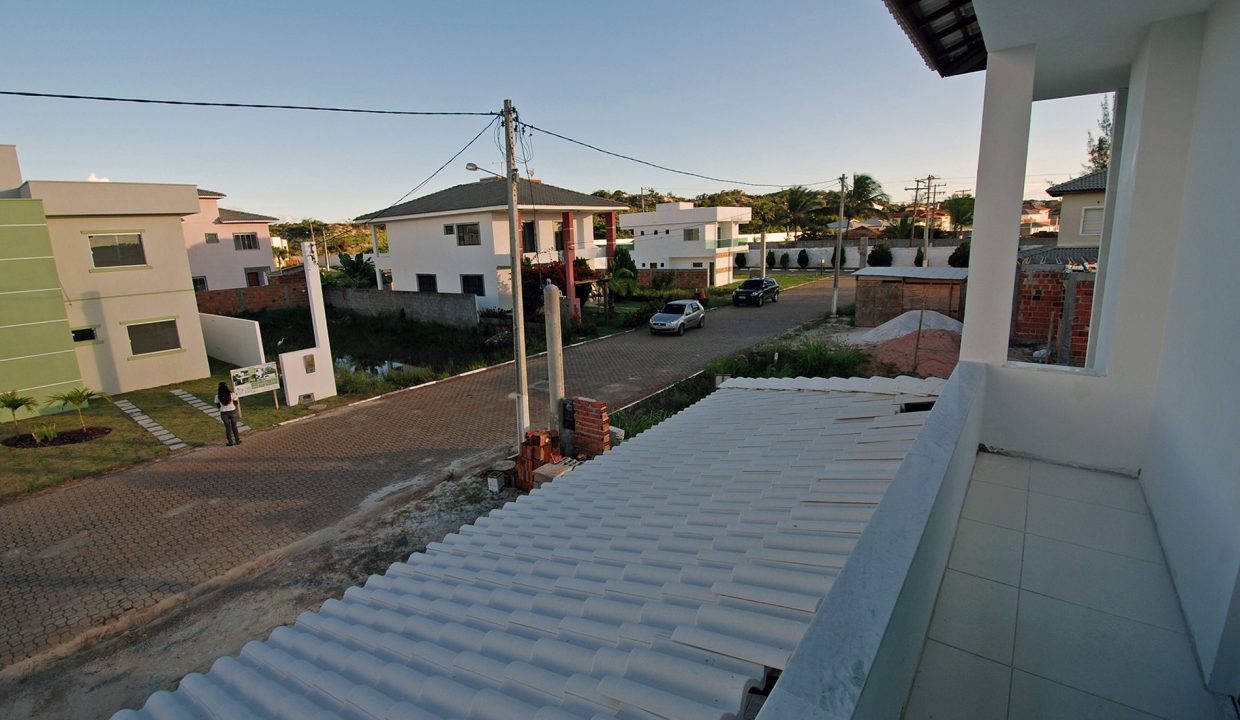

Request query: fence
[
  {"left": 195, "top": 283, "right": 308, "bottom": 315},
  {"left": 323, "top": 287, "right": 479, "bottom": 328}
]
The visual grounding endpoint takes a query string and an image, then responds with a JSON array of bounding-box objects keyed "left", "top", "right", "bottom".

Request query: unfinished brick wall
[
  {"left": 1068, "top": 279, "right": 1093, "bottom": 363},
  {"left": 636, "top": 269, "right": 708, "bottom": 290},
  {"left": 571, "top": 397, "right": 611, "bottom": 457},
  {"left": 194, "top": 284, "right": 308, "bottom": 315},
  {"left": 1012, "top": 269, "right": 1094, "bottom": 365}
]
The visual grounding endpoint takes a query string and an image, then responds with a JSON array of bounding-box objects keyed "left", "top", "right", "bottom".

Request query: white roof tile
[{"left": 115, "top": 378, "right": 937, "bottom": 720}]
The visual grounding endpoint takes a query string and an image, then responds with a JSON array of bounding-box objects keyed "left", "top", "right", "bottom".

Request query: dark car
[{"left": 732, "top": 277, "right": 780, "bottom": 306}]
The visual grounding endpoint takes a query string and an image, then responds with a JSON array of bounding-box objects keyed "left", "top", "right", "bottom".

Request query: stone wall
[
  {"left": 323, "top": 287, "right": 479, "bottom": 328},
  {"left": 636, "top": 268, "right": 708, "bottom": 289},
  {"left": 195, "top": 283, "right": 308, "bottom": 315}
]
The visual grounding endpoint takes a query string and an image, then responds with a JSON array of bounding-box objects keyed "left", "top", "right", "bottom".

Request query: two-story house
[
  {"left": 0, "top": 145, "right": 209, "bottom": 406},
  {"left": 355, "top": 178, "right": 626, "bottom": 310},
  {"left": 621, "top": 202, "right": 751, "bottom": 287},
  {"left": 181, "top": 189, "right": 278, "bottom": 290}
]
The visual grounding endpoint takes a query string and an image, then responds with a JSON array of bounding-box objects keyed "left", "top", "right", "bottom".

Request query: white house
[
  {"left": 181, "top": 189, "right": 278, "bottom": 291},
  {"left": 355, "top": 178, "right": 627, "bottom": 310},
  {"left": 620, "top": 202, "right": 751, "bottom": 286}
]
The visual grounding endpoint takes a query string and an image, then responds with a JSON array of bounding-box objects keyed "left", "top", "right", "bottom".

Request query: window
[
  {"left": 691, "top": 262, "right": 703, "bottom": 268},
  {"left": 684, "top": 228, "right": 701, "bottom": 242},
  {"left": 1080, "top": 206, "right": 1104, "bottom": 235},
  {"left": 443, "top": 224, "right": 455, "bottom": 236},
  {"left": 416, "top": 274, "right": 438, "bottom": 293},
  {"left": 303, "top": 354, "right": 316, "bottom": 373},
  {"left": 71, "top": 327, "right": 97, "bottom": 343},
  {"left": 554, "top": 221, "right": 564, "bottom": 252},
  {"left": 204, "top": 232, "right": 219, "bottom": 244},
  {"left": 89, "top": 233, "right": 146, "bottom": 268},
  {"left": 456, "top": 223, "right": 481, "bottom": 246},
  {"left": 461, "top": 274, "right": 485, "bottom": 297},
  {"left": 127, "top": 319, "right": 181, "bottom": 356},
  {"left": 192, "top": 276, "right": 208, "bottom": 291},
  {"left": 522, "top": 221, "right": 537, "bottom": 253},
  {"left": 640, "top": 230, "right": 645, "bottom": 236},
  {"left": 233, "top": 233, "right": 259, "bottom": 250}
]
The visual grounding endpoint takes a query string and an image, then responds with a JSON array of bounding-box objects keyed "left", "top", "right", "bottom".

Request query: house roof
[
  {"left": 197, "top": 188, "right": 226, "bottom": 199},
  {"left": 356, "top": 178, "right": 627, "bottom": 222},
  {"left": 218, "top": 207, "right": 278, "bottom": 223},
  {"left": 116, "top": 374, "right": 945, "bottom": 720},
  {"left": 1017, "top": 245, "right": 1100, "bottom": 266},
  {"left": 1046, "top": 168, "right": 1108, "bottom": 196},
  {"left": 854, "top": 266, "right": 969, "bottom": 280},
  {"left": 882, "top": 0, "right": 986, "bottom": 77}
]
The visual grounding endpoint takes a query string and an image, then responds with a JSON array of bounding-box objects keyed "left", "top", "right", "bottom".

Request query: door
[{"left": 246, "top": 270, "right": 262, "bottom": 287}]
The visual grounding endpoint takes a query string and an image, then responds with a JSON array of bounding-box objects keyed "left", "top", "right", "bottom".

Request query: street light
[{"left": 465, "top": 162, "right": 501, "bottom": 177}]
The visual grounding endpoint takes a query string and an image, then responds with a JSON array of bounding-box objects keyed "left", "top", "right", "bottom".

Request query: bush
[
  {"left": 914, "top": 247, "right": 925, "bottom": 267},
  {"left": 831, "top": 245, "right": 847, "bottom": 268},
  {"left": 622, "top": 300, "right": 665, "bottom": 328},
  {"left": 32, "top": 422, "right": 59, "bottom": 444},
  {"left": 735, "top": 252, "right": 747, "bottom": 269},
  {"left": 779, "top": 252, "right": 790, "bottom": 270},
  {"left": 650, "top": 271, "right": 675, "bottom": 291},
  {"left": 611, "top": 247, "right": 637, "bottom": 275},
  {"left": 867, "top": 243, "right": 893, "bottom": 267},
  {"left": 797, "top": 249, "right": 809, "bottom": 269},
  {"left": 766, "top": 250, "right": 776, "bottom": 269},
  {"left": 948, "top": 241, "right": 970, "bottom": 267}
]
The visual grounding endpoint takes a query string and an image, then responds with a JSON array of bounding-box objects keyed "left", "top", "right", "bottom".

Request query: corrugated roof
[
  {"left": 853, "top": 266, "right": 968, "bottom": 280},
  {"left": 197, "top": 188, "right": 226, "bottom": 199},
  {"left": 882, "top": 0, "right": 986, "bottom": 77},
  {"left": 115, "top": 376, "right": 942, "bottom": 720},
  {"left": 218, "top": 207, "right": 278, "bottom": 223},
  {"left": 356, "top": 179, "right": 628, "bottom": 222},
  {"left": 1046, "top": 169, "right": 1108, "bottom": 196},
  {"left": 1018, "top": 245, "right": 1100, "bottom": 266}
]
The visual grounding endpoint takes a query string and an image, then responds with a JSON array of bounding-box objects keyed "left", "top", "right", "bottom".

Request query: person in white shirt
[{"left": 215, "top": 382, "right": 241, "bottom": 446}]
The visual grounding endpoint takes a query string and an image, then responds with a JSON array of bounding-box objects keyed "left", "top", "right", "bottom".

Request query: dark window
[
  {"left": 127, "top": 319, "right": 181, "bottom": 356},
  {"left": 71, "top": 327, "right": 97, "bottom": 343},
  {"left": 89, "top": 233, "right": 146, "bottom": 268},
  {"left": 233, "top": 233, "right": 259, "bottom": 250},
  {"left": 204, "top": 232, "right": 219, "bottom": 244},
  {"left": 443, "top": 224, "right": 455, "bottom": 236},
  {"left": 456, "top": 223, "right": 481, "bottom": 246},
  {"left": 640, "top": 230, "right": 645, "bottom": 236},
  {"left": 192, "top": 276, "right": 208, "bottom": 291},
  {"left": 416, "top": 274, "right": 438, "bottom": 292},
  {"left": 691, "top": 262, "right": 703, "bottom": 268},
  {"left": 684, "top": 228, "right": 700, "bottom": 242},
  {"left": 554, "top": 221, "right": 564, "bottom": 252},
  {"left": 522, "top": 221, "right": 536, "bottom": 253},
  {"left": 460, "top": 274, "right": 485, "bottom": 297}
]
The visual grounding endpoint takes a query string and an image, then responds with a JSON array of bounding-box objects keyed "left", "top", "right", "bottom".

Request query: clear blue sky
[{"left": 0, "top": 0, "right": 1103, "bottom": 221}]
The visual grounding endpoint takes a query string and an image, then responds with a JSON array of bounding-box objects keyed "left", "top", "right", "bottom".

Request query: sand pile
[
  {"left": 848, "top": 310, "right": 962, "bottom": 345},
  {"left": 852, "top": 310, "right": 963, "bottom": 378}
]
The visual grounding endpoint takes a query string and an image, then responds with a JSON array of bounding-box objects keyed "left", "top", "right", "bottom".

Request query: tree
[
  {"left": 0, "top": 390, "right": 38, "bottom": 436},
  {"left": 735, "top": 252, "right": 747, "bottom": 268},
  {"left": 831, "top": 245, "right": 846, "bottom": 268},
  {"left": 942, "top": 193, "right": 975, "bottom": 238},
  {"left": 883, "top": 216, "right": 916, "bottom": 241},
  {"left": 611, "top": 246, "right": 637, "bottom": 275},
  {"left": 779, "top": 252, "right": 790, "bottom": 270},
  {"left": 867, "top": 244, "right": 893, "bottom": 267},
  {"left": 779, "top": 186, "right": 828, "bottom": 240},
  {"left": 949, "top": 241, "right": 971, "bottom": 267},
  {"left": 747, "top": 196, "right": 782, "bottom": 235},
  {"left": 843, "top": 174, "right": 891, "bottom": 266},
  {"left": 766, "top": 250, "right": 776, "bottom": 269},
  {"left": 796, "top": 248, "right": 810, "bottom": 269},
  {"left": 1085, "top": 95, "right": 1113, "bottom": 171},
  {"left": 44, "top": 387, "right": 109, "bottom": 432},
  {"left": 336, "top": 252, "right": 377, "bottom": 287},
  {"left": 914, "top": 247, "right": 925, "bottom": 267}
]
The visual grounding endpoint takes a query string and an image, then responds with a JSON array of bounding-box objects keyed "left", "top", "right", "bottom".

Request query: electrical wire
[{"left": 0, "top": 90, "right": 498, "bottom": 117}]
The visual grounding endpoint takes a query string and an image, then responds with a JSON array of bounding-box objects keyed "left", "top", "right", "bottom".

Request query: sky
[{"left": 0, "top": 0, "right": 1105, "bottom": 222}]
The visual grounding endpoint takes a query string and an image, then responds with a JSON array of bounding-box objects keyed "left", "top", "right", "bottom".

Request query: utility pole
[
  {"left": 504, "top": 99, "right": 530, "bottom": 446},
  {"left": 640, "top": 187, "right": 647, "bottom": 212},
  {"left": 922, "top": 175, "right": 935, "bottom": 267},
  {"left": 832, "top": 174, "right": 846, "bottom": 315},
  {"left": 906, "top": 178, "right": 923, "bottom": 248}
]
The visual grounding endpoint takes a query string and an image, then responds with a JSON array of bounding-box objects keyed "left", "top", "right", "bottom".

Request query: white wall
[
  {"left": 1057, "top": 192, "right": 1106, "bottom": 247},
  {"left": 199, "top": 313, "right": 265, "bottom": 368},
  {"left": 181, "top": 197, "right": 274, "bottom": 290},
  {"left": 1141, "top": 0, "right": 1240, "bottom": 694}
]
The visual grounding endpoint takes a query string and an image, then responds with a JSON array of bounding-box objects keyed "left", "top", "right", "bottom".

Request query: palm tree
[
  {"left": 44, "top": 387, "right": 109, "bottom": 433},
  {"left": 0, "top": 390, "right": 38, "bottom": 436},
  {"left": 942, "top": 193, "right": 975, "bottom": 238},
  {"left": 842, "top": 174, "right": 891, "bottom": 265},
  {"left": 779, "top": 186, "right": 828, "bottom": 240}
]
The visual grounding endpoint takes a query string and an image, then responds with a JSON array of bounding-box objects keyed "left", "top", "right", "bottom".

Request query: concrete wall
[
  {"left": 278, "top": 346, "right": 334, "bottom": 406},
  {"left": 1141, "top": 0, "right": 1240, "bottom": 694},
  {"left": 733, "top": 245, "right": 957, "bottom": 271},
  {"left": 323, "top": 286, "right": 479, "bottom": 328},
  {"left": 195, "top": 283, "right": 308, "bottom": 315},
  {"left": 1057, "top": 191, "right": 1106, "bottom": 247},
  {"left": 182, "top": 196, "right": 274, "bottom": 290},
  {"left": 199, "top": 313, "right": 265, "bottom": 367}
]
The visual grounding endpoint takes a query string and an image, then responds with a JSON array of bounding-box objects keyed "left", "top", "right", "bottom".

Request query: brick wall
[
  {"left": 195, "top": 283, "right": 308, "bottom": 315},
  {"left": 637, "top": 268, "right": 709, "bottom": 290},
  {"left": 571, "top": 397, "right": 611, "bottom": 457},
  {"left": 1012, "top": 269, "right": 1094, "bottom": 365},
  {"left": 323, "top": 287, "right": 479, "bottom": 328}
]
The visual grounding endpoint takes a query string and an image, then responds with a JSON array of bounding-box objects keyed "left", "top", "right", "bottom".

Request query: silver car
[{"left": 649, "top": 300, "right": 706, "bottom": 335}]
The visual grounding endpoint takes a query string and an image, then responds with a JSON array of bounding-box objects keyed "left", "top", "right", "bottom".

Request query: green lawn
[{"left": 0, "top": 359, "right": 350, "bottom": 501}]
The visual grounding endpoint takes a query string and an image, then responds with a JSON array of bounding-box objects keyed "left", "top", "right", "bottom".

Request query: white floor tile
[
  {"left": 961, "top": 480, "right": 1027, "bottom": 531},
  {"left": 1029, "top": 462, "right": 1147, "bottom": 514},
  {"left": 1025, "top": 492, "right": 1162, "bottom": 562},
  {"left": 1021, "top": 533, "right": 1186, "bottom": 633},
  {"left": 904, "top": 640, "right": 1010, "bottom": 720},
  {"left": 928, "top": 570, "right": 1018, "bottom": 664},
  {"left": 972, "top": 452, "right": 1030, "bottom": 490},
  {"left": 1009, "top": 670, "right": 1162, "bottom": 720},
  {"left": 1013, "top": 591, "right": 1218, "bottom": 720},
  {"left": 948, "top": 517, "right": 1024, "bottom": 587}
]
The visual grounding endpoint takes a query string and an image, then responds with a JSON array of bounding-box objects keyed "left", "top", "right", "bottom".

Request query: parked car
[
  {"left": 649, "top": 300, "right": 706, "bottom": 335},
  {"left": 732, "top": 277, "right": 780, "bottom": 306}
]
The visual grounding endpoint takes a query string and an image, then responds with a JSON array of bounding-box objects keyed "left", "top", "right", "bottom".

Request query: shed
[{"left": 853, "top": 266, "right": 968, "bottom": 327}]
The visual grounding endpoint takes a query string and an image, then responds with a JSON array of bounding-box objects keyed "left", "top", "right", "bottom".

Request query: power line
[{"left": 0, "top": 90, "right": 498, "bottom": 117}]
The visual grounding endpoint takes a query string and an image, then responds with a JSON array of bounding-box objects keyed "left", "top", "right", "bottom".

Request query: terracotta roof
[
  {"left": 1047, "top": 169, "right": 1108, "bottom": 196},
  {"left": 217, "top": 207, "right": 278, "bottom": 223},
  {"left": 356, "top": 178, "right": 627, "bottom": 222}
]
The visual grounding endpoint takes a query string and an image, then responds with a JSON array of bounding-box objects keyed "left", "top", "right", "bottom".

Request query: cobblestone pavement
[{"left": 0, "top": 277, "right": 853, "bottom": 673}]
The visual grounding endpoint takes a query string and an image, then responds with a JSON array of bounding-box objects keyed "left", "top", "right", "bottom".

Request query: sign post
[{"left": 230, "top": 362, "right": 281, "bottom": 409}]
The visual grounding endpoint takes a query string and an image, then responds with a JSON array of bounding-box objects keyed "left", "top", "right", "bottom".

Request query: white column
[{"left": 958, "top": 45, "right": 1036, "bottom": 363}]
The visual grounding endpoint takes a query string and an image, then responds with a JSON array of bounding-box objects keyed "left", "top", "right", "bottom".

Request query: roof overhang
[{"left": 883, "top": 0, "right": 986, "bottom": 77}]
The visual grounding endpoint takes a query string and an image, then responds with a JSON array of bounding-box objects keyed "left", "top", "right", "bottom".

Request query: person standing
[{"left": 215, "top": 382, "right": 241, "bottom": 446}]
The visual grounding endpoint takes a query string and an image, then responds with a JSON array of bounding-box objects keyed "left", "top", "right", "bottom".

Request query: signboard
[{"left": 230, "top": 362, "right": 280, "bottom": 398}]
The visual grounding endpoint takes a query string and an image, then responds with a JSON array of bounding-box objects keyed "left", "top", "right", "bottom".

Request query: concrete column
[
  {"left": 959, "top": 45, "right": 1037, "bottom": 363},
  {"left": 368, "top": 224, "right": 384, "bottom": 289},
  {"left": 562, "top": 211, "right": 579, "bottom": 321},
  {"left": 543, "top": 283, "right": 566, "bottom": 451},
  {"left": 605, "top": 211, "right": 617, "bottom": 261}
]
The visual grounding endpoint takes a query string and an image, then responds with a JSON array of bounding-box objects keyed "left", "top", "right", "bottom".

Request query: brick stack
[
  {"left": 571, "top": 397, "right": 611, "bottom": 458},
  {"left": 516, "top": 429, "right": 561, "bottom": 492}
]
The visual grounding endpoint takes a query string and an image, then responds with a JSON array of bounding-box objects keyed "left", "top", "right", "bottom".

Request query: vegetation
[
  {"left": 735, "top": 252, "right": 747, "bottom": 268},
  {"left": 779, "top": 252, "right": 790, "bottom": 270},
  {"left": 31, "top": 422, "right": 58, "bottom": 444},
  {"left": 44, "top": 387, "right": 109, "bottom": 432},
  {"left": 949, "top": 241, "right": 971, "bottom": 267},
  {"left": 324, "top": 252, "right": 378, "bottom": 288},
  {"left": 867, "top": 244, "right": 894, "bottom": 267},
  {"left": 0, "top": 391, "right": 38, "bottom": 436},
  {"left": 914, "top": 247, "right": 925, "bottom": 267},
  {"left": 797, "top": 248, "right": 810, "bottom": 269},
  {"left": 942, "top": 193, "right": 975, "bottom": 238},
  {"left": 1085, "top": 95, "right": 1113, "bottom": 171},
  {"left": 779, "top": 186, "right": 828, "bottom": 239},
  {"left": 766, "top": 250, "right": 776, "bottom": 269}
]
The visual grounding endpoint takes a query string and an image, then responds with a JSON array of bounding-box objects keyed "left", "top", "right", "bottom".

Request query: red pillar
[
  {"left": 562, "top": 211, "right": 579, "bottom": 321},
  {"left": 605, "top": 211, "right": 617, "bottom": 262}
]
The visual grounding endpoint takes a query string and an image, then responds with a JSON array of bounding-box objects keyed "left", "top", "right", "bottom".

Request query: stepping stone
[{"left": 167, "top": 443, "right": 188, "bottom": 450}]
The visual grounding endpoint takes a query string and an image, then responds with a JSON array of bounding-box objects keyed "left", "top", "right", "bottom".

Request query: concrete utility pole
[
  {"left": 906, "top": 178, "right": 923, "bottom": 248},
  {"left": 832, "top": 173, "right": 846, "bottom": 315},
  {"left": 760, "top": 228, "right": 767, "bottom": 279},
  {"left": 543, "top": 283, "right": 566, "bottom": 452},
  {"left": 368, "top": 224, "right": 384, "bottom": 289},
  {"left": 504, "top": 99, "right": 530, "bottom": 446},
  {"left": 922, "top": 175, "right": 935, "bottom": 266}
]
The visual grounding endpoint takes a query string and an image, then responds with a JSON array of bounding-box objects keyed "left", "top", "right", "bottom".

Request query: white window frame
[
  {"left": 1080, "top": 206, "right": 1105, "bottom": 236},
  {"left": 684, "top": 228, "right": 701, "bottom": 242},
  {"left": 233, "top": 232, "right": 260, "bottom": 250},
  {"left": 124, "top": 318, "right": 182, "bottom": 357},
  {"left": 204, "top": 232, "right": 219, "bottom": 244},
  {"left": 87, "top": 232, "right": 147, "bottom": 269}
]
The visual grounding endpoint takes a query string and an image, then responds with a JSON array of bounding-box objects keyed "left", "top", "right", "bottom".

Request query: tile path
[
  {"left": 110, "top": 399, "right": 188, "bottom": 452},
  {"left": 0, "top": 277, "right": 853, "bottom": 674},
  {"left": 169, "top": 389, "right": 251, "bottom": 433}
]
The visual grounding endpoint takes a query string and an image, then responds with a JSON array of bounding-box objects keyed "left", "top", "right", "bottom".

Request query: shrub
[
  {"left": 735, "top": 252, "right": 747, "bottom": 268},
  {"left": 334, "top": 369, "right": 388, "bottom": 396},
  {"left": 611, "top": 247, "right": 637, "bottom": 275},
  {"left": 623, "top": 300, "right": 665, "bottom": 328},
  {"left": 948, "top": 241, "right": 970, "bottom": 267},
  {"left": 796, "top": 249, "right": 809, "bottom": 269},
  {"left": 766, "top": 250, "right": 776, "bottom": 268},
  {"left": 650, "top": 271, "right": 675, "bottom": 291},
  {"left": 867, "top": 244, "right": 893, "bottom": 267},
  {"left": 831, "top": 246, "right": 847, "bottom": 268},
  {"left": 914, "top": 247, "right": 925, "bottom": 267},
  {"left": 779, "top": 252, "right": 790, "bottom": 270},
  {"left": 385, "top": 365, "right": 437, "bottom": 387},
  {"left": 31, "top": 422, "right": 58, "bottom": 444}
]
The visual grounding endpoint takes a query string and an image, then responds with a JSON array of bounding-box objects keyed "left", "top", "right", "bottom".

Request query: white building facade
[
  {"left": 181, "top": 189, "right": 277, "bottom": 291},
  {"left": 621, "top": 202, "right": 751, "bottom": 286}
]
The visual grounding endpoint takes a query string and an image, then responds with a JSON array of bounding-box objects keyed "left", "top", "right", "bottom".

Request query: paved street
[{"left": 0, "top": 276, "right": 852, "bottom": 673}]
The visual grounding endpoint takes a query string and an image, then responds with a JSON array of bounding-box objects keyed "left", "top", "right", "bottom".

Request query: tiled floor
[{"left": 904, "top": 452, "right": 1233, "bottom": 720}]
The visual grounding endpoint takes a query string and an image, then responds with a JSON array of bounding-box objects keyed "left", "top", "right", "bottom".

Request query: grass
[{"left": 0, "top": 359, "right": 349, "bottom": 501}]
